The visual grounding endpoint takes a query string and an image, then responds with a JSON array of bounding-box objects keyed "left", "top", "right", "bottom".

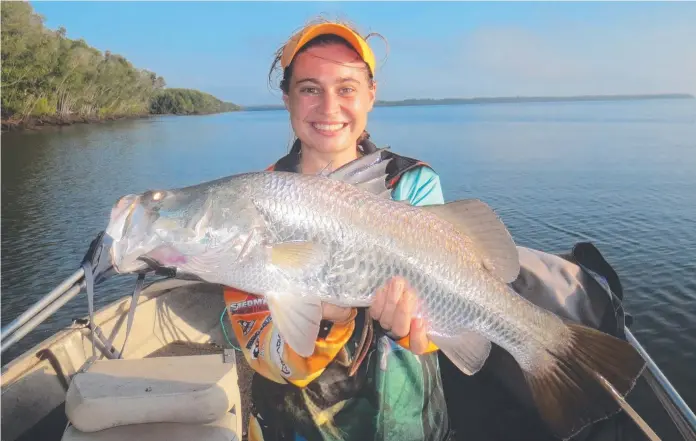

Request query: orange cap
[{"left": 280, "top": 22, "right": 376, "bottom": 75}]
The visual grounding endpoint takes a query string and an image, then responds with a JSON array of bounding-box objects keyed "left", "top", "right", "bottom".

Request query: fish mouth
[
  {"left": 106, "top": 194, "right": 139, "bottom": 242},
  {"left": 105, "top": 194, "right": 156, "bottom": 273}
]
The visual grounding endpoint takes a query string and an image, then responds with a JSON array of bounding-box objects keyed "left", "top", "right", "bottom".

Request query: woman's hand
[
  {"left": 369, "top": 276, "right": 430, "bottom": 355},
  {"left": 321, "top": 276, "right": 431, "bottom": 354},
  {"left": 321, "top": 303, "right": 353, "bottom": 323}
]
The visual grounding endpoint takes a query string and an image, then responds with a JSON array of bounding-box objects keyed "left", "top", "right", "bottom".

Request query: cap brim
[{"left": 281, "top": 23, "right": 375, "bottom": 75}]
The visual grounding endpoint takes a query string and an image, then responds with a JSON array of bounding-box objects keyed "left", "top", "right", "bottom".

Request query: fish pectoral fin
[
  {"left": 429, "top": 330, "right": 492, "bottom": 375},
  {"left": 422, "top": 200, "right": 520, "bottom": 283},
  {"left": 266, "top": 294, "right": 323, "bottom": 358},
  {"left": 270, "top": 241, "right": 326, "bottom": 271}
]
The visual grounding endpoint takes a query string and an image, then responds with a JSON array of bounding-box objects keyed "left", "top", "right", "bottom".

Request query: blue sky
[{"left": 31, "top": 1, "right": 696, "bottom": 106}]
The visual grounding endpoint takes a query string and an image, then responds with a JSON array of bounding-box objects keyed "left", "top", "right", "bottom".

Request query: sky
[{"left": 30, "top": 1, "right": 696, "bottom": 107}]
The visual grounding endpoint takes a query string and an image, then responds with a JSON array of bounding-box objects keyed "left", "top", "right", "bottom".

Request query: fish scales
[{"left": 244, "top": 172, "right": 565, "bottom": 356}]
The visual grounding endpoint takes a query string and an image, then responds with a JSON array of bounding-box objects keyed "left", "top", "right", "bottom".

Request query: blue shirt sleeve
[{"left": 391, "top": 166, "right": 445, "bottom": 207}]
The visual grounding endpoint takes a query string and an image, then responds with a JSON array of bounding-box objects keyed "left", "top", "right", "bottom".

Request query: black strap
[
  {"left": 273, "top": 140, "right": 301, "bottom": 173},
  {"left": 272, "top": 138, "right": 431, "bottom": 189},
  {"left": 81, "top": 261, "right": 98, "bottom": 367},
  {"left": 118, "top": 273, "right": 146, "bottom": 357}
]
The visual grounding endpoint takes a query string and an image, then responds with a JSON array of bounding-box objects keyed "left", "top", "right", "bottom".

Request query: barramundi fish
[{"left": 104, "top": 149, "right": 645, "bottom": 439}]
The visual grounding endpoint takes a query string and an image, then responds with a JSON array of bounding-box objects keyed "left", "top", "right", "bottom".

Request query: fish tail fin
[{"left": 524, "top": 323, "right": 646, "bottom": 440}]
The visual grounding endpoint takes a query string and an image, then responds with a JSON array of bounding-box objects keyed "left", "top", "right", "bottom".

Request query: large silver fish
[{"left": 105, "top": 149, "right": 645, "bottom": 439}]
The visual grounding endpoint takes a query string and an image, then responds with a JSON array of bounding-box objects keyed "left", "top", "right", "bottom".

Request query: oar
[
  {"left": 1, "top": 269, "right": 86, "bottom": 354},
  {"left": 1, "top": 268, "right": 84, "bottom": 341},
  {"left": 1, "top": 231, "right": 115, "bottom": 354}
]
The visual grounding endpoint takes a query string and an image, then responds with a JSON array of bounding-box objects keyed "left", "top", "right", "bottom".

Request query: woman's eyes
[{"left": 299, "top": 87, "right": 356, "bottom": 95}]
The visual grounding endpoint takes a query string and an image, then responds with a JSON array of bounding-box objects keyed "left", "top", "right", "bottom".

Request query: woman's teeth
[{"left": 312, "top": 123, "right": 346, "bottom": 132}]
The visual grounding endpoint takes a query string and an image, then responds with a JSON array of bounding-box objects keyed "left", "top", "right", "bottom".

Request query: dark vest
[{"left": 270, "top": 138, "right": 431, "bottom": 190}]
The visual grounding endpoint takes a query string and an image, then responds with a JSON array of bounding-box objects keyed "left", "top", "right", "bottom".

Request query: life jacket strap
[{"left": 267, "top": 138, "right": 433, "bottom": 189}]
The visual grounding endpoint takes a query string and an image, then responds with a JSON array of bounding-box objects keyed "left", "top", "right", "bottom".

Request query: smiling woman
[
  {"left": 222, "top": 17, "right": 453, "bottom": 441},
  {"left": 269, "top": 21, "right": 379, "bottom": 173}
]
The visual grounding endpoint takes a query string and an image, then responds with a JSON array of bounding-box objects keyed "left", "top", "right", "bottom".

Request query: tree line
[
  {"left": 150, "top": 89, "right": 240, "bottom": 115},
  {"left": 1, "top": 2, "right": 239, "bottom": 128}
]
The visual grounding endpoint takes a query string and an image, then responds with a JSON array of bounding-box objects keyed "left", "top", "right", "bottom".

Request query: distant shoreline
[
  {"left": 241, "top": 93, "right": 695, "bottom": 111},
  {"left": 0, "top": 110, "right": 236, "bottom": 133},
  {"left": 1, "top": 114, "right": 151, "bottom": 133}
]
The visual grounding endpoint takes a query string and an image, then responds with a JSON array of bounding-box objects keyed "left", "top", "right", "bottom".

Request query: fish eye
[
  {"left": 140, "top": 191, "right": 168, "bottom": 213},
  {"left": 142, "top": 190, "right": 165, "bottom": 203}
]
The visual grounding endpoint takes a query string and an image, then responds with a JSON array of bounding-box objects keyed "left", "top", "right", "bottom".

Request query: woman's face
[{"left": 283, "top": 43, "right": 376, "bottom": 156}]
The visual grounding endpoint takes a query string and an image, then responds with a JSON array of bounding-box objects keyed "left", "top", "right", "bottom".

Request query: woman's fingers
[
  {"left": 377, "top": 277, "right": 404, "bottom": 332},
  {"left": 321, "top": 303, "right": 352, "bottom": 322},
  {"left": 409, "top": 318, "right": 429, "bottom": 355},
  {"left": 370, "top": 281, "right": 389, "bottom": 321},
  {"left": 390, "top": 284, "right": 416, "bottom": 338},
  {"left": 369, "top": 276, "right": 431, "bottom": 355}
]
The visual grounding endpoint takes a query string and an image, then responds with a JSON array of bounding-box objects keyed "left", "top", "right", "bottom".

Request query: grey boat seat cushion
[
  {"left": 61, "top": 413, "right": 238, "bottom": 441},
  {"left": 64, "top": 354, "right": 240, "bottom": 433}
]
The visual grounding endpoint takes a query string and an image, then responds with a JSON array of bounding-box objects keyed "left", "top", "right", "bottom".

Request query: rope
[
  {"left": 220, "top": 307, "right": 241, "bottom": 351},
  {"left": 81, "top": 261, "right": 98, "bottom": 369}
]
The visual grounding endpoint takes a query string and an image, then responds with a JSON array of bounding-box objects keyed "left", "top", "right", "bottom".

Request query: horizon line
[{"left": 237, "top": 92, "right": 695, "bottom": 109}]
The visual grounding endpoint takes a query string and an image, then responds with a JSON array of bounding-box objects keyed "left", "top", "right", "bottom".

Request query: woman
[{"left": 224, "top": 19, "right": 453, "bottom": 441}]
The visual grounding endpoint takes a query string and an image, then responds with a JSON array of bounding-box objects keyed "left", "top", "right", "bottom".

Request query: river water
[{"left": 2, "top": 99, "right": 695, "bottom": 438}]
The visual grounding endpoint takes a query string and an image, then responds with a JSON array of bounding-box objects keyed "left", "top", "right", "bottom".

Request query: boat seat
[
  {"left": 61, "top": 413, "right": 238, "bottom": 441},
  {"left": 63, "top": 354, "right": 241, "bottom": 436}
]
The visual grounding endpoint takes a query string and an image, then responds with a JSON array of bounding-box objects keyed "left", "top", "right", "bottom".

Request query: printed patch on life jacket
[
  {"left": 245, "top": 315, "right": 273, "bottom": 351},
  {"left": 228, "top": 295, "right": 269, "bottom": 314},
  {"left": 250, "top": 337, "right": 262, "bottom": 360},
  {"left": 237, "top": 319, "right": 256, "bottom": 336},
  {"left": 270, "top": 328, "right": 292, "bottom": 378}
]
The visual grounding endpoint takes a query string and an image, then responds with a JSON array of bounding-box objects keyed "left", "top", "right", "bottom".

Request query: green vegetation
[
  {"left": 1, "top": 2, "right": 238, "bottom": 130},
  {"left": 150, "top": 89, "right": 240, "bottom": 115}
]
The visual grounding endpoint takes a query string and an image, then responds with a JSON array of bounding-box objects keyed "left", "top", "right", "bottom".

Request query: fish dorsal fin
[
  {"left": 423, "top": 199, "right": 520, "bottom": 283},
  {"left": 326, "top": 147, "right": 393, "bottom": 197}
]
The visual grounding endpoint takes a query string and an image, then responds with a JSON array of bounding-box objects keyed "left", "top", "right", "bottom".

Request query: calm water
[{"left": 2, "top": 100, "right": 695, "bottom": 437}]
